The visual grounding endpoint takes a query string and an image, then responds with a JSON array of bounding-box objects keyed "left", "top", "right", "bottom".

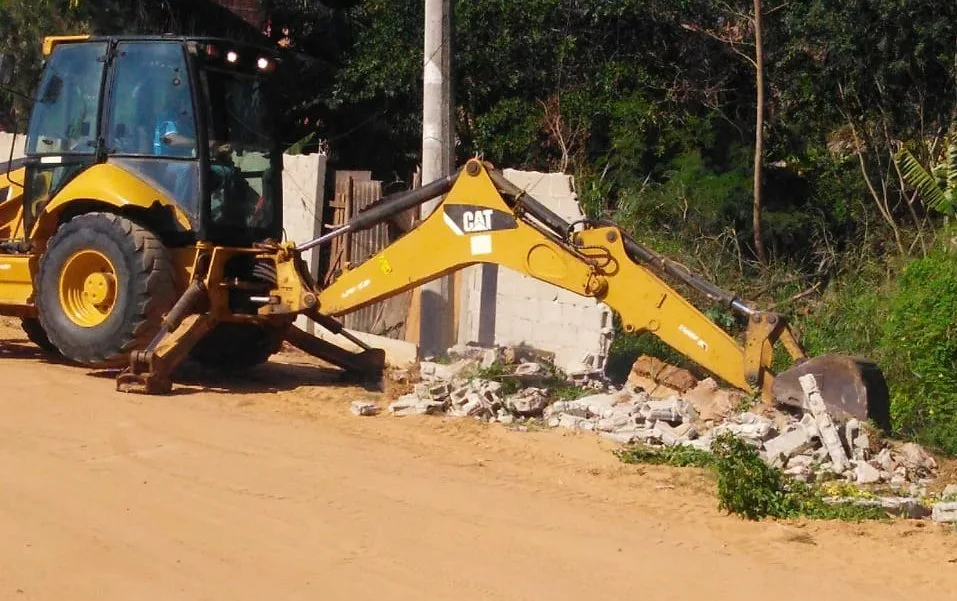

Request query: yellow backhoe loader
[
  {"left": 0, "top": 34, "right": 386, "bottom": 392},
  {"left": 0, "top": 35, "right": 889, "bottom": 428}
]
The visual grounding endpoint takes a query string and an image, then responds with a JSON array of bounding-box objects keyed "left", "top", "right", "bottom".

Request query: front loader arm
[{"left": 318, "top": 160, "right": 806, "bottom": 399}]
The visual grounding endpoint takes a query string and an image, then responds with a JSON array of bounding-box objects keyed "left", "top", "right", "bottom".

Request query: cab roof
[{"left": 42, "top": 34, "right": 279, "bottom": 59}]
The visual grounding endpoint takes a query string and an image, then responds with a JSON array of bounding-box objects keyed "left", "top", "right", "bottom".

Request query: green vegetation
[
  {"left": 782, "top": 239, "right": 957, "bottom": 454},
  {"left": 881, "top": 246, "right": 957, "bottom": 453},
  {"left": 614, "top": 443, "right": 715, "bottom": 469},
  {"left": 895, "top": 124, "right": 957, "bottom": 217},
  {"left": 616, "top": 433, "right": 887, "bottom": 521}
]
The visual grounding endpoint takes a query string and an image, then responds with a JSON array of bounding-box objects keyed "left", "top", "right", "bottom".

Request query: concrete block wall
[
  {"left": 0, "top": 131, "right": 26, "bottom": 162},
  {"left": 279, "top": 152, "right": 327, "bottom": 334},
  {"left": 458, "top": 169, "right": 615, "bottom": 375}
]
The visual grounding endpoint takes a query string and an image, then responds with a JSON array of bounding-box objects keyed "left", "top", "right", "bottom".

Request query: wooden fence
[{"left": 323, "top": 170, "right": 416, "bottom": 340}]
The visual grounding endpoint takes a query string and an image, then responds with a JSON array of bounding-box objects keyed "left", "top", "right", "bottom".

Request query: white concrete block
[
  {"left": 310, "top": 325, "right": 418, "bottom": 368},
  {"left": 554, "top": 287, "right": 587, "bottom": 306},
  {"left": 280, "top": 152, "right": 327, "bottom": 334},
  {"left": 538, "top": 299, "right": 564, "bottom": 323},
  {"left": 0, "top": 131, "right": 26, "bottom": 161},
  {"left": 506, "top": 273, "right": 547, "bottom": 298}
]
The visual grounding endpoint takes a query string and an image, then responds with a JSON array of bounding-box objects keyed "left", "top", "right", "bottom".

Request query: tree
[
  {"left": 751, "top": 0, "right": 766, "bottom": 267},
  {"left": 0, "top": 0, "right": 88, "bottom": 131},
  {"left": 0, "top": 0, "right": 273, "bottom": 132},
  {"left": 681, "top": 1, "right": 771, "bottom": 267},
  {"left": 775, "top": 0, "right": 957, "bottom": 257}
]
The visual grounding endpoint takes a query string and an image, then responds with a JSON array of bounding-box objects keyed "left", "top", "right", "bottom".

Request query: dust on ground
[{"left": 0, "top": 319, "right": 954, "bottom": 601}]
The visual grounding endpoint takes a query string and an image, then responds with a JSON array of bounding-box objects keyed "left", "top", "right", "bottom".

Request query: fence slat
[{"left": 321, "top": 171, "right": 416, "bottom": 339}]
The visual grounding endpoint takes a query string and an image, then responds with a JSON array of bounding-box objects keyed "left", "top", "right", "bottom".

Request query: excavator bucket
[{"left": 771, "top": 354, "right": 891, "bottom": 432}]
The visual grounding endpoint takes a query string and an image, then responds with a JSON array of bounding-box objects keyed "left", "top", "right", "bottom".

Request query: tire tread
[{"left": 37, "top": 212, "right": 177, "bottom": 366}]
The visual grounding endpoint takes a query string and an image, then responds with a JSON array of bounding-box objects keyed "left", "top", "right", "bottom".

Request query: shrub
[
  {"left": 880, "top": 246, "right": 957, "bottom": 453},
  {"left": 710, "top": 434, "right": 804, "bottom": 519},
  {"left": 795, "top": 269, "right": 891, "bottom": 363},
  {"left": 616, "top": 433, "right": 886, "bottom": 521}
]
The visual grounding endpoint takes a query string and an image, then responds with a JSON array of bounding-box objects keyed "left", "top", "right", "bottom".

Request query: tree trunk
[{"left": 752, "top": 0, "right": 768, "bottom": 268}]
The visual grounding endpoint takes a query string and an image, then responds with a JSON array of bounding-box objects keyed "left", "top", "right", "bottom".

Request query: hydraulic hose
[
  {"left": 618, "top": 232, "right": 755, "bottom": 316},
  {"left": 487, "top": 165, "right": 754, "bottom": 317},
  {"left": 296, "top": 167, "right": 461, "bottom": 252},
  {"left": 486, "top": 166, "right": 571, "bottom": 237}
]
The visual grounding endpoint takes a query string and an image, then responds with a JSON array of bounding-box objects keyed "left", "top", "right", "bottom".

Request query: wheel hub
[{"left": 59, "top": 249, "right": 118, "bottom": 327}]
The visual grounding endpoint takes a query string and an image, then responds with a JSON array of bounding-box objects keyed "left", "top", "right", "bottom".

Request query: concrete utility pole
[{"left": 418, "top": 0, "right": 454, "bottom": 358}]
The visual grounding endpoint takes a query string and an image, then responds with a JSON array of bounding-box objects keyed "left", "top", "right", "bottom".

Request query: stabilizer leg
[
  {"left": 115, "top": 279, "right": 215, "bottom": 394},
  {"left": 116, "top": 314, "right": 220, "bottom": 394},
  {"left": 280, "top": 323, "right": 386, "bottom": 378}
]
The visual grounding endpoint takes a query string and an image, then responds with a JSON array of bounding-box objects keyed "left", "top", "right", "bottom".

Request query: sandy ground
[{"left": 0, "top": 321, "right": 955, "bottom": 601}]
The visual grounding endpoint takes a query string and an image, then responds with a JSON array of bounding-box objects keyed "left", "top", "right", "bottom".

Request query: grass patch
[
  {"left": 616, "top": 432, "right": 887, "bottom": 521},
  {"left": 614, "top": 443, "right": 715, "bottom": 468}
]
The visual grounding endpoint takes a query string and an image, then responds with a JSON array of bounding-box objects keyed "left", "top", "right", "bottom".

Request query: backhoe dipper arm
[{"left": 317, "top": 159, "right": 806, "bottom": 398}]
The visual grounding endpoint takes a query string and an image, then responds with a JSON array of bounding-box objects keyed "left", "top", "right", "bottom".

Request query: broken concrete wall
[
  {"left": 458, "top": 169, "right": 614, "bottom": 375},
  {"left": 281, "top": 155, "right": 419, "bottom": 364}
]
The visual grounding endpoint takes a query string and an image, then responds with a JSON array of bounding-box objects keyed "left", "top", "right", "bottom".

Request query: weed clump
[
  {"left": 616, "top": 432, "right": 887, "bottom": 521},
  {"left": 614, "top": 443, "right": 714, "bottom": 469}
]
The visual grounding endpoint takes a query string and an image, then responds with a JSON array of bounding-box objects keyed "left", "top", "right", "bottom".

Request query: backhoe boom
[{"left": 316, "top": 159, "right": 889, "bottom": 427}]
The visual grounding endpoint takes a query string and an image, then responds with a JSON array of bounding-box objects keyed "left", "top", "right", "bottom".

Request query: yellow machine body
[{"left": 0, "top": 34, "right": 386, "bottom": 392}]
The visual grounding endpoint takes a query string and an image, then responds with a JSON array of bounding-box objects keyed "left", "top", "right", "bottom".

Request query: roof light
[{"left": 226, "top": 50, "right": 239, "bottom": 63}]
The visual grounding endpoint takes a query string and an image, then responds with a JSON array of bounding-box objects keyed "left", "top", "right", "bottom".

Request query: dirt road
[{"left": 0, "top": 322, "right": 954, "bottom": 601}]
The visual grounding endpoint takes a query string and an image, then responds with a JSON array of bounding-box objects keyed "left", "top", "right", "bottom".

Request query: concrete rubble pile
[{"left": 367, "top": 346, "right": 957, "bottom": 522}]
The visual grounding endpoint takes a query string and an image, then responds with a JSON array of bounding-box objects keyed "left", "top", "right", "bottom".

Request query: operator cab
[{"left": 22, "top": 35, "right": 283, "bottom": 246}]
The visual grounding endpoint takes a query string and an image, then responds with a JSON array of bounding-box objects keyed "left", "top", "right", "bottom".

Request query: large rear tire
[
  {"left": 20, "top": 317, "right": 58, "bottom": 354},
  {"left": 188, "top": 322, "right": 283, "bottom": 370},
  {"left": 36, "top": 212, "right": 177, "bottom": 367}
]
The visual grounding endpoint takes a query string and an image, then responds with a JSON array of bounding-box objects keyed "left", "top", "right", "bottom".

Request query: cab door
[
  {"left": 22, "top": 40, "right": 109, "bottom": 235},
  {"left": 101, "top": 40, "right": 203, "bottom": 230}
]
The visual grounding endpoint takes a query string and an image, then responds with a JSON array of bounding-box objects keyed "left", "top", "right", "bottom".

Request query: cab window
[
  {"left": 107, "top": 41, "right": 197, "bottom": 159},
  {"left": 26, "top": 42, "right": 107, "bottom": 155}
]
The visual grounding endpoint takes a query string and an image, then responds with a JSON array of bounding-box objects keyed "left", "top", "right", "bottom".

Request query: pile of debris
[{"left": 354, "top": 345, "right": 957, "bottom": 521}]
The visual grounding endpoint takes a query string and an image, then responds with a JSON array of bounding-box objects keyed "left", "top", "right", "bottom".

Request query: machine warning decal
[
  {"left": 340, "top": 278, "right": 372, "bottom": 299},
  {"left": 443, "top": 205, "right": 518, "bottom": 236},
  {"left": 679, "top": 324, "right": 709, "bottom": 351}
]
